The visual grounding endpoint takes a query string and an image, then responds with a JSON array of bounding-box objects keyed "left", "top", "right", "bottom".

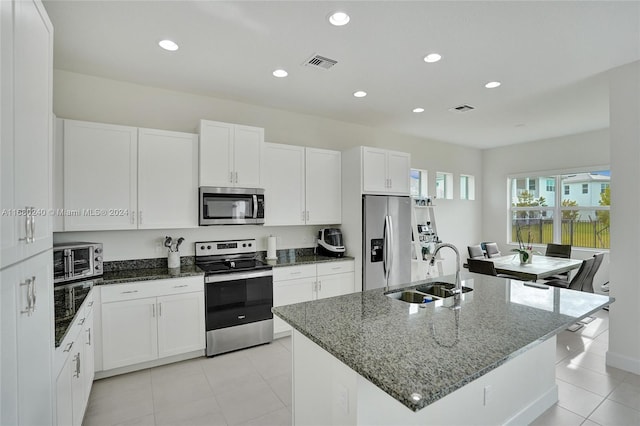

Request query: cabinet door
[
  {"left": 101, "top": 297, "right": 158, "bottom": 370},
  {"left": 13, "top": 0, "right": 53, "bottom": 258},
  {"left": 362, "top": 147, "right": 389, "bottom": 194},
  {"left": 16, "top": 250, "right": 54, "bottom": 426},
  {"left": 387, "top": 150, "right": 411, "bottom": 195},
  {"left": 233, "top": 125, "right": 263, "bottom": 188},
  {"left": 156, "top": 292, "right": 205, "bottom": 358},
  {"left": 199, "top": 120, "right": 233, "bottom": 187},
  {"left": 70, "top": 338, "right": 84, "bottom": 426},
  {"left": 55, "top": 354, "right": 73, "bottom": 426},
  {"left": 273, "top": 277, "right": 315, "bottom": 334},
  {"left": 262, "top": 143, "right": 305, "bottom": 226},
  {"left": 82, "top": 307, "right": 95, "bottom": 407},
  {"left": 317, "top": 272, "right": 354, "bottom": 300},
  {"left": 137, "top": 128, "right": 198, "bottom": 229},
  {"left": 305, "top": 148, "right": 341, "bottom": 225},
  {"left": 63, "top": 120, "right": 138, "bottom": 230}
]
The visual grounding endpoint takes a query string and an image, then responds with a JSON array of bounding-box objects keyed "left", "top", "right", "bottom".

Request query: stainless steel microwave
[
  {"left": 199, "top": 187, "right": 265, "bottom": 225},
  {"left": 53, "top": 242, "right": 103, "bottom": 285}
]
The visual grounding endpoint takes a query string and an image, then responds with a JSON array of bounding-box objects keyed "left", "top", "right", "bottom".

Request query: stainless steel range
[{"left": 195, "top": 239, "right": 273, "bottom": 356}]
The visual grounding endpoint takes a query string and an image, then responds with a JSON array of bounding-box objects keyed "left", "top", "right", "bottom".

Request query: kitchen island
[{"left": 273, "top": 274, "right": 613, "bottom": 425}]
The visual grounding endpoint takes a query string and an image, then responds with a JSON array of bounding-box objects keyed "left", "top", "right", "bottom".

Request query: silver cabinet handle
[
  {"left": 229, "top": 172, "right": 233, "bottom": 183},
  {"left": 63, "top": 342, "right": 74, "bottom": 352},
  {"left": 88, "top": 301, "right": 94, "bottom": 307},
  {"left": 19, "top": 210, "right": 30, "bottom": 242},
  {"left": 290, "top": 271, "right": 301, "bottom": 275},
  {"left": 318, "top": 281, "right": 322, "bottom": 292},
  {"left": 235, "top": 172, "right": 238, "bottom": 183},
  {"left": 73, "top": 353, "right": 81, "bottom": 378},
  {"left": 78, "top": 318, "right": 85, "bottom": 326},
  {"left": 158, "top": 302, "right": 162, "bottom": 317},
  {"left": 121, "top": 290, "right": 138, "bottom": 294},
  {"left": 30, "top": 275, "right": 36, "bottom": 311},
  {"left": 237, "top": 315, "right": 245, "bottom": 319},
  {"left": 30, "top": 207, "right": 35, "bottom": 242},
  {"left": 20, "top": 279, "right": 32, "bottom": 315},
  {"left": 173, "top": 284, "right": 188, "bottom": 288},
  {"left": 389, "top": 179, "right": 392, "bottom": 188},
  {"left": 152, "top": 304, "right": 155, "bottom": 317},
  {"left": 306, "top": 211, "right": 309, "bottom": 221},
  {"left": 130, "top": 210, "right": 135, "bottom": 224},
  {"left": 86, "top": 328, "right": 91, "bottom": 346},
  {"left": 301, "top": 211, "right": 305, "bottom": 221},
  {"left": 139, "top": 210, "right": 143, "bottom": 224},
  {"left": 332, "top": 266, "right": 342, "bottom": 270}
]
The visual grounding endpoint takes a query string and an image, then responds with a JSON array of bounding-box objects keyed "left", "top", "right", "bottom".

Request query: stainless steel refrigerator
[{"left": 363, "top": 195, "right": 412, "bottom": 290}]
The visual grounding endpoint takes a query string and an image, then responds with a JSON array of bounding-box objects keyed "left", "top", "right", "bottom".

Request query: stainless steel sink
[
  {"left": 415, "top": 282, "right": 473, "bottom": 298},
  {"left": 386, "top": 290, "right": 437, "bottom": 304}
]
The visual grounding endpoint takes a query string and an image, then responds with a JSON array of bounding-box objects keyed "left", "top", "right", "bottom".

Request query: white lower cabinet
[
  {"left": 100, "top": 277, "right": 205, "bottom": 371},
  {"left": 273, "top": 261, "right": 354, "bottom": 336},
  {"left": 55, "top": 290, "right": 94, "bottom": 426}
]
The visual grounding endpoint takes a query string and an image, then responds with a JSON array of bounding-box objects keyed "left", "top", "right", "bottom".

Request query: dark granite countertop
[
  {"left": 273, "top": 273, "right": 613, "bottom": 412},
  {"left": 54, "top": 279, "right": 98, "bottom": 347},
  {"left": 98, "top": 256, "right": 204, "bottom": 285},
  {"left": 257, "top": 248, "right": 354, "bottom": 267}
]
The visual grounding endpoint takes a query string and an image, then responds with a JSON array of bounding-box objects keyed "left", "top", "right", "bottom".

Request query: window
[
  {"left": 528, "top": 180, "right": 536, "bottom": 191},
  {"left": 410, "top": 169, "right": 428, "bottom": 198},
  {"left": 546, "top": 179, "right": 555, "bottom": 192},
  {"left": 460, "top": 174, "right": 475, "bottom": 200},
  {"left": 509, "top": 169, "right": 610, "bottom": 249},
  {"left": 435, "top": 172, "right": 453, "bottom": 200}
]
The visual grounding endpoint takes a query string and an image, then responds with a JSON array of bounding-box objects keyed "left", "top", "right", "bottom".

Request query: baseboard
[
  {"left": 94, "top": 350, "right": 204, "bottom": 379},
  {"left": 505, "top": 384, "right": 558, "bottom": 426},
  {"left": 606, "top": 350, "right": 640, "bottom": 375}
]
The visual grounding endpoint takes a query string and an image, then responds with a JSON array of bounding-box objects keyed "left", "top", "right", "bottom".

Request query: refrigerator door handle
[
  {"left": 382, "top": 217, "right": 388, "bottom": 280},
  {"left": 386, "top": 215, "right": 394, "bottom": 283}
]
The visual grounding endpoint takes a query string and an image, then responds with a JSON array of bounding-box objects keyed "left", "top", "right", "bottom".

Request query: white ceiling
[{"left": 43, "top": 1, "right": 640, "bottom": 149}]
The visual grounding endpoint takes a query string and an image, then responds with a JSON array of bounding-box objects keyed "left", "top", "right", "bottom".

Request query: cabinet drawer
[
  {"left": 273, "top": 264, "right": 316, "bottom": 281},
  {"left": 100, "top": 277, "right": 203, "bottom": 303},
  {"left": 317, "top": 260, "right": 354, "bottom": 276}
]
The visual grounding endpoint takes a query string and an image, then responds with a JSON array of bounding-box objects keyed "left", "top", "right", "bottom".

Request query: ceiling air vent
[
  {"left": 449, "top": 104, "right": 475, "bottom": 113},
  {"left": 303, "top": 54, "right": 338, "bottom": 70}
]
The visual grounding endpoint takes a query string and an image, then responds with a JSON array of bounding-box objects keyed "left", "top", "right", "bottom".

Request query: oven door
[
  {"left": 205, "top": 270, "right": 273, "bottom": 331},
  {"left": 67, "top": 247, "right": 95, "bottom": 280},
  {"left": 199, "top": 187, "right": 264, "bottom": 225}
]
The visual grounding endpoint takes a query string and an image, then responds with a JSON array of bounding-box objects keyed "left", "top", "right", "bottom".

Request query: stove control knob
[
  {"left": 207, "top": 245, "right": 212, "bottom": 250},
  {"left": 95, "top": 264, "right": 101, "bottom": 270},
  {"left": 95, "top": 247, "right": 103, "bottom": 254},
  {"left": 200, "top": 245, "right": 205, "bottom": 250},
  {"left": 248, "top": 242, "right": 252, "bottom": 247},
  {"left": 95, "top": 256, "right": 102, "bottom": 262},
  {"left": 242, "top": 243, "right": 247, "bottom": 247}
]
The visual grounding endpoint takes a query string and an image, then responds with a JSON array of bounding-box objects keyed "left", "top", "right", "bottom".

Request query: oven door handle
[{"left": 205, "top": 269, "right": 272, "bottom": 283}]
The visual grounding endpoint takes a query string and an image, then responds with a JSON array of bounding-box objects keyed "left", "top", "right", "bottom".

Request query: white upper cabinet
[
  {"left": 1, "top": 0, "right": 53, "bottom": 268},
  {"left": 63, "top": 120, "right": 138, "bottom": 231},
  {"left": 262, "top": 143, "right": 341, "bottom": 226},
  {"left": 137, "top": 128, "right": 198, "bottom": 229},
  {"left": 362, "top": 147, "right": 410, "bottom": 195},
  {"left": 59, "top": 120, "right": 198, "bottom": 231},
  {"left": 305, "top": 148, "right": 341, "bottom": 225},
  {"left": 199, "top": 120, "right": 263, "bottom": 188},
  {"left": 262, "top": 143, "right": 306, "bottom": 226}
]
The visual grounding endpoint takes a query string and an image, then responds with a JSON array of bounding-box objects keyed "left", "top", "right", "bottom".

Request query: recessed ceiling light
[
  {"left": 158, "top": 39, "right": 179, "bottom": 51},
  {"left": 413, "top": 108, "right": 425, "bottom": 113},
  {"left": 353, "top": 91, "right": 367, "bottom": 98},
  {"left": 272, "top": 69, "right": 288, "bottom": 78},
  {"left": 329, "top": 11, "right": 350, "bottom": 26},
  {"left": 485, "top": 81, "right": 501, "bottom": 89},
  {"left": 423, "top": 53, "right": 442, "bottom": 63}
]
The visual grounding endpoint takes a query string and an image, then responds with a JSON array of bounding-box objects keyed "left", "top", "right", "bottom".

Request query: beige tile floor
[{"left": 84, "top": 310, "right": 640, "bottom": 426}]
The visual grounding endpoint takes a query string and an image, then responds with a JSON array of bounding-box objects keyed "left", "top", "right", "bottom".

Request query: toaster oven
[{"left": 53, "top": 242, "right": 103, "bottom": 285}]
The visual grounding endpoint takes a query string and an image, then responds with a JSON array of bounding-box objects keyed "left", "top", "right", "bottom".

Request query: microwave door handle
[
  {"left": 252, "top": 195, "right": 258, "bottom": 219},
  {"left": 65, "top": 250, "right": 72, "bottom": 278}
]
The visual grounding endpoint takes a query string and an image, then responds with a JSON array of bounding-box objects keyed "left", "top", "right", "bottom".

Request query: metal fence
[{"left": 512, "top": 219, "right": 610, "bottom": 249}]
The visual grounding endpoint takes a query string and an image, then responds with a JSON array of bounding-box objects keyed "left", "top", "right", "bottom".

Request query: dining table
[{"left": 478, "top": 254, "right": 583, "bottom": 281}]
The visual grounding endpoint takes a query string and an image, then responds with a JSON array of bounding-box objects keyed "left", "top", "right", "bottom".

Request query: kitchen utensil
[{"left": 176, "top": 237, "right": 185, "bottom": 252}]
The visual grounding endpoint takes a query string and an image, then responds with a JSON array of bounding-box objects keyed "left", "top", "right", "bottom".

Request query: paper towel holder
[{"left": 266, "top": 235, "right": 277, "bottom": 260}]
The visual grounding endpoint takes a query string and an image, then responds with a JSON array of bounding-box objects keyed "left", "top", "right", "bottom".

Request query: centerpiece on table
[{"left": 512, "top": 228, "right": 533, "bottom": 264}]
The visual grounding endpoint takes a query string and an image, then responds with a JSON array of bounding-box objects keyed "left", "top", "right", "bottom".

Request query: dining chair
[
  {"left": 546, "top": 256, "right": 596, "bottom": 291},
  {"left": 544, "top": 243, "right": 573, "bottom": 281},
  {"left": 484, "top": 242, "right": 501, "bottom": 258},
  {"left": 467, "top": 245, "right": 485, "bottom": 259},
  {"left": 581, "top": 252, "right": 605, "bottom": 294}
]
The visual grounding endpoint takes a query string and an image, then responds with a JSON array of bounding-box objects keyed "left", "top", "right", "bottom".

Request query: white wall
[
  {"left": 607, "top": 60, "right": 640, "bottom": 374},
  {"left": 53, "top": 70, "right": 482, "bottom": 265},
  {"left": 482, "top": 128, "right": 611, "bottom": 289}
]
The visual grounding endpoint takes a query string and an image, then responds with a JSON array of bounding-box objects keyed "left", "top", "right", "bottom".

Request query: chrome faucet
[{"left": 430, "top": 243, "right": 462, "bottom": 296}]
